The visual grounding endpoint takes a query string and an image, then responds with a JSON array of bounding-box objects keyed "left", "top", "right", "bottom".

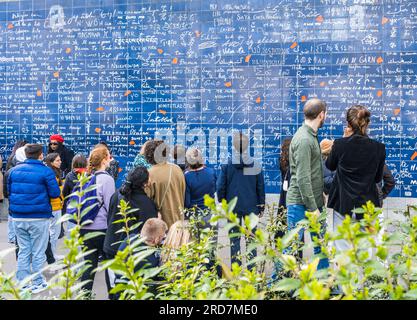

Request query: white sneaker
[{"left": 31, "top": 282, "right": 48, "bottom": 294}]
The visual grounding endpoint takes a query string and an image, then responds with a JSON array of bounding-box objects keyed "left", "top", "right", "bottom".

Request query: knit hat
[
  {"left": 50, "top": 134, "right": 64, "bottom": 143},
  {"left": 320, "top": 139, "right": 334, "bottom": 155},
  {"left": 15, "top": 146, "right": 27, "bottom": 163}
]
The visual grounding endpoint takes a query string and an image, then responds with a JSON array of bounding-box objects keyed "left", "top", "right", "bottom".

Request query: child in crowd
[{"left": 114, "top": 218, "right": 168, "bottom": 297}]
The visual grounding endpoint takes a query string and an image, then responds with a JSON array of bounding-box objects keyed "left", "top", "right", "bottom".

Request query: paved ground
[{"left": 0, "top": 195, "right": 416, "bottom": 300}]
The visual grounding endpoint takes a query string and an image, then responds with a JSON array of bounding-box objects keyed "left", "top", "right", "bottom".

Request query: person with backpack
[
  {"left": 8, "top": 144, "right": 60, "bottom": 293},
  {"left": 104, "top": 166, "right": 158, "bottom": 299},
  {"left": 75, "top": 147, "right": 115, "bottom": 296},
  {"left": 44, "top": 153, "right": 64, "bottom": 260}
]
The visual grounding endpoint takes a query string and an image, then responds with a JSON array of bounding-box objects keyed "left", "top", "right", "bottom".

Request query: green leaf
[
  {"left": 404, "top": 289, "right": 417, "bottom": 299},
  {"left": 227, "top": 197, "right": 237, "bottom": 214},
  {"left": 273, "top": 278, "right": 301, "bottom": 292},
  {"left": 82, "top": 231, "right": 105, "bottom": 241},
  {"left": 281, "top": 225, "right": 302, "bottom": 248}
]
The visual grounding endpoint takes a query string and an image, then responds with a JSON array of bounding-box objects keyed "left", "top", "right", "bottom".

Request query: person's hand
[{"left": 343, "top": 126, "right": 353, "bottom": 138}]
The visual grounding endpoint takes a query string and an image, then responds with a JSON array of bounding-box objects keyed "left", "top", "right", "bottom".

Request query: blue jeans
[
  {"left": 14, "top": 219, "right": 50, "bottom": 286},
  {"left": 8, "top": 216, "right": 16, "bottom": 243},
  {"left": 49, "top": 210, "right": 62, "bottom": 258},
  {"left": 286, "top": 204, "right": 329, "bottom": 270}
]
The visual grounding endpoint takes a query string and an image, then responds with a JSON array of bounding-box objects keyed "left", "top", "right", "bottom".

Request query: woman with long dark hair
[
  {"left": 44, "top": 152, "right": 64, "bottom": 261},
  {"left": 278, "top": 137, "right": 292, "bottom": 211},
  {"left": 103, "top": 166, "right": 158, "bottom": 299},
  {"left": 326, "top": 105, "right": 386, "bottom": 251}
]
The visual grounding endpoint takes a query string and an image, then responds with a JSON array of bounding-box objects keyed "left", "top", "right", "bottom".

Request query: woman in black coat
[
  {"left": 326, "top": 105, "right": 386, "bottom": 251},
  {"left": 103, "top": 166, "right": 158, "bottom": 299},
  {"left": 48, "top": 134, "right": 75, "bottom": 177}
]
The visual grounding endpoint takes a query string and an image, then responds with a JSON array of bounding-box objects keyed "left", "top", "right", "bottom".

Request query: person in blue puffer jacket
[
  {"left": 8, "top": 144, "right": 60, "bottom": 294},
  {"left": 216, "top": 132, "right": 265, "bottom": 271}
]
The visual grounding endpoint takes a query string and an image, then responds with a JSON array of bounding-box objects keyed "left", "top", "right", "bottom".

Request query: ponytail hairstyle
[
  {"left": 45, "top": 152, "right": 62, "bottom": 186},
  {"left": 346, "top": 105, "right": 371, "bottom": 136},
  {"left": 87, "top": 147, "right": 109, "bottom": 174},
  {"left": 119, "top": 166, "right": 149, "bottom": 200}
]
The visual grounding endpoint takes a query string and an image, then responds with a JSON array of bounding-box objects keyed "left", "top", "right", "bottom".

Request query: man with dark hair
[
  {"left": 8, "top": 143, "right": 61, "bottom": 294},
  {"left": 173, "top": 145, "right": 187, "bottom": 171},
  {"left": 285, "top": 98, "right": 329, "bottom": 270},
  {"left": 217, "top": 132, "right": 265, "bottom": 270}
]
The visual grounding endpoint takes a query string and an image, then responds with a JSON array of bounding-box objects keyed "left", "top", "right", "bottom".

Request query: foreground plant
[{"left": 96, "top": 199, "right": 156, "bottom": 300}]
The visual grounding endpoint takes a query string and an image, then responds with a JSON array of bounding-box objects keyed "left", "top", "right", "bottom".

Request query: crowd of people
[{"left": 0, "top": 98, "right": 396, "bottom": 298}]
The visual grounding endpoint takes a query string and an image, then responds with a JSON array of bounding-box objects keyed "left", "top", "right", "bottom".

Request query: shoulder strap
[
  {"left": 92, "top": 171, "right": 108, "bottom": 212},
  {"left": 158, "top": 164, "right": 173, "bottom": 211}
]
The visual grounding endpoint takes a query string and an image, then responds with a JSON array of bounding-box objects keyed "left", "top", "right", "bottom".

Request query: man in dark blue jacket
[
  {"left": 216, "top": 133, "right": 265, "bottom": 270},
  {"left": 8, "top": 144, "right": 60, "bottom": 294}
]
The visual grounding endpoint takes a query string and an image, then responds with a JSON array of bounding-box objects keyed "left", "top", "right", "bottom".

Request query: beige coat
[
  {"left": 0, "top": 157, "right": 4, "bottom": 200},
  {"left": 146, "top": 162, "right": 185, "bottom": 228}
]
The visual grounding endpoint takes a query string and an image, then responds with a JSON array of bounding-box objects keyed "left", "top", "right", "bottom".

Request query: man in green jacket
[{"left": 286, "top": 98, "right": 329, "bottom": 270}]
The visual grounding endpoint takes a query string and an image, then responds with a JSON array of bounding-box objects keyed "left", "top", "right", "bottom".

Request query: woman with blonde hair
[{"left": 161, "top": 220, "right": 191, "bottom": 264}]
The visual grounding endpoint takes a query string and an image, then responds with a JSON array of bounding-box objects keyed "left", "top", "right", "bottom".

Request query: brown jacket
[{"left": 146, "top": 162, "right": 185, "bottom": 228}]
